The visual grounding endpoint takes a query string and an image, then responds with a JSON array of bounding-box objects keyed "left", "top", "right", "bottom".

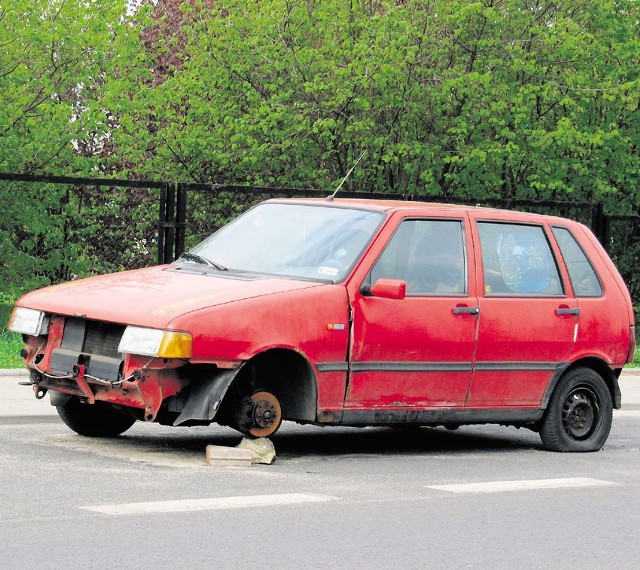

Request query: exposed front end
[{"left": 10, "top": 308, "right": 192, "bottom": 424}]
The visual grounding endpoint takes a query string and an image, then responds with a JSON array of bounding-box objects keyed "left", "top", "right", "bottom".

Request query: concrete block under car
[{"left": 205, "top": 445, "right": 253, "bottom": 467}]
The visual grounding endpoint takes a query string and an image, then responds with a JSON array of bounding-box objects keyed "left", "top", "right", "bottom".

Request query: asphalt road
[{"left": 1, "top": 370, "right": 640, "bottom": 569}]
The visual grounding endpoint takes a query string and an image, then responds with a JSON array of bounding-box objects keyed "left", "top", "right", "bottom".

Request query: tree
[
  {"left": 0, "top": 0, "right": 141, "bottom": 174},
  {"left": 0, "top": 0, "right": 145, "bottom": 295},
  {"left": 111, "top": 0, "right": 638, "bottom": 207},
  {"left": 1, "top": 0, "right": 638, "bottom": 296}
]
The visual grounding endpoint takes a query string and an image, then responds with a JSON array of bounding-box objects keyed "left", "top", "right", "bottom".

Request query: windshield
[{"left": 179, "top": 202, "right": 384, "bottom": 281}]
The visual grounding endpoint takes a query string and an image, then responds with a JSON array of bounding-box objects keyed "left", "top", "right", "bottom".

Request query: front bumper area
[{"left": 21, "top": 315, "right": 189, "bottom": 422}]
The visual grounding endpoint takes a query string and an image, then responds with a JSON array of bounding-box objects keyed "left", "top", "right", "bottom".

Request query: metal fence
[
  {"left": 0, "top": 174, "right": 163, "bottom": 292},
  {"left": 607, "top": 215, "right": 640, "bottom": 308},
  {"left": 0, "top": 172, "right": 637, "bottom": 305}
]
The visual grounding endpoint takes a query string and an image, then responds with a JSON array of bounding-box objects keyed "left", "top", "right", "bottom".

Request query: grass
[
  {"left": 0, "top": 301, "right": 24, "bottom": 368},
  {"left": 0, "top": 330, "right": 24, "bottom": 368}
]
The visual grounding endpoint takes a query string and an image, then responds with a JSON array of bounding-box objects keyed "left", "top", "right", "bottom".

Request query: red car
[{"left": 9, "top": 199, "right": 636, "bottom": 451}]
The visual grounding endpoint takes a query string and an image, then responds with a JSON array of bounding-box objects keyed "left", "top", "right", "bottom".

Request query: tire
[
  {"left": 539, "top": 367, "right": 612, "bottom": 452},
  {"left": 56, "top": 397, "right": 136, "bottom": 437}
]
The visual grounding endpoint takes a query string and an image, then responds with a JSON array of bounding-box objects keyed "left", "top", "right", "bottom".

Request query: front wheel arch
[{"left": 218, "top": 348, "right": 318, "bottom": 436}]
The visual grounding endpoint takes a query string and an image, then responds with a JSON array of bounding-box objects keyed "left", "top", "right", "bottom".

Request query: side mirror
[{"left": 365, "top": 278, "right": 406, "bottom": 300}]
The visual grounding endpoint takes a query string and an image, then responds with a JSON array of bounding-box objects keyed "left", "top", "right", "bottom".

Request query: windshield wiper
[{"left": 178, "top": 252, "right": 228, "bottom": 271}]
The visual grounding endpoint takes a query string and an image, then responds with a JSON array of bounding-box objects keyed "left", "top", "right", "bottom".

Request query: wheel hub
[
  {"left": 562, "top": 389, "right": 598, "bottom": 440},
  {"left": 252, "top": 399, "right": 277, "bottom": 428},
  {"left": 237, "top": 390, "right": 282, "bottom": 438}
]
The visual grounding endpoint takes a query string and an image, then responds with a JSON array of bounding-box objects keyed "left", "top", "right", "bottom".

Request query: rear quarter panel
[{"left": 568, "top": 223, "right": 634, "bottom": 365}]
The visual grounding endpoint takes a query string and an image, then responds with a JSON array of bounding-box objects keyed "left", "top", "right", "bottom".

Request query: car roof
[
  {"left": 269, "top": 197, "right": 474, "bottom": 211},
  {"left": 267, "top": 197, "right": 568, "bottom": 223}
]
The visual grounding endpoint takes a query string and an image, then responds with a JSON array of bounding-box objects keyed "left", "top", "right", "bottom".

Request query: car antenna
[{"left": 326, "top": 150, "right": 367, "bottom": 201}]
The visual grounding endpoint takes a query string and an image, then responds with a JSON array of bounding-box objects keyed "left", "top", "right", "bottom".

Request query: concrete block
[{"left": 205, "top": 445, "right": 253, "bottom": 467}]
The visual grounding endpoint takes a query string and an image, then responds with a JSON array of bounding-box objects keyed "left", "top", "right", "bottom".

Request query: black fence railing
[{"left": 0, "top": 173, "right": 637, "bottom": 305}]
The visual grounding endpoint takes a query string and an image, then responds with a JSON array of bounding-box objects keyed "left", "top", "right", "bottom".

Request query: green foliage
[
  {"left": 0, "top": 0, "right": 150, "bottom": 294},
  {"left": 1, "top": 0, "right": 639, "bottom": 298},
  {"left": 2, "top": 0, "right": 639, "bottom": 203},
  {"left": 0, "top": 331, "right": 23, "bottom": 368},
  {"left": 0, "top": 301, "right": 22, "bottom": 368},
  {"left": 108, "top": 0, "right": 639, "bottom": 207},
  {"left": 0, "top": 0, "right": 138, "bottom": 175},
  {"left": 0, "top": 181, "right": 160, "bottom": 296}
]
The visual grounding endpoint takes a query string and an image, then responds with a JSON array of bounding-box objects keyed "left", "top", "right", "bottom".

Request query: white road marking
[
  {"left": 426, "top": 477, "right": 615, "bottom": 494},
  {"left": 81, "top": 493, "right": 339, "bottom": 515}
]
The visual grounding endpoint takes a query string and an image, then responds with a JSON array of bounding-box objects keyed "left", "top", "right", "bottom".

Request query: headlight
[
  {"left": 118, "top": 326, "right": 192, "bottom": 359},
  {"left": 8, "top": 307, "right": 50, "bottom": 336}
]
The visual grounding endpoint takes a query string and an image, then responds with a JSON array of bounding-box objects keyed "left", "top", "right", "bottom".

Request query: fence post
[
  {"left": 175, "top": 183, "right": 187, "bottom": 260},
  {"left": 591, "top": 202, "right": 609, "bottom": 249},
  {"left": 158, "top": 183, "right": 167, "bottom": 264},
  {"left": 601, "top": 213, "right": 610, "bottom": 249},
  {"left": 158, "top": 182, "right": 176, "bottom": 264}
]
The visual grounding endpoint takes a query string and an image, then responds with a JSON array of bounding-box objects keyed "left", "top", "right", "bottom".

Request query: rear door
[{"left": 467, "top": 216, "right": 578, "bottom": 407}]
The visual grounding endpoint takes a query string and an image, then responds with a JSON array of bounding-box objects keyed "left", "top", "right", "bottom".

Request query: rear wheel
[
  {"left": 539, "top": 367, "right": 612, "bottom": 452},
  {"left": 56, "top": 397, "right": 136, "bottom": 437}
]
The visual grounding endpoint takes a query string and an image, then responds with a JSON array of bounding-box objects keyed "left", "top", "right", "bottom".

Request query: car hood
[{"left": 17, "top": 265, "right": 324, "bottom": 329}]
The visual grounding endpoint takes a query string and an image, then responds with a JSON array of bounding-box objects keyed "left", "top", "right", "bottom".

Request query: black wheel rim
[{"left": 561, "top": 386, "right": 600, "bottom": 441}]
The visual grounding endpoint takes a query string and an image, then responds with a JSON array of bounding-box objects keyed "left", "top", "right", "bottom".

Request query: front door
[{"left": 347, "top": 217, "right": 478, "bottom": 408}]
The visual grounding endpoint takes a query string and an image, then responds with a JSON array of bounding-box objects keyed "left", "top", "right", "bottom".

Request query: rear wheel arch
[
  {"left": 565, "top": 358, "right": 621, "bottom": 410},
  {"left": 542, "top": 358, "right": 620, "bottom": 412},
  {"left": 539, "top": 365, "right": 613, "bottom": 452}
]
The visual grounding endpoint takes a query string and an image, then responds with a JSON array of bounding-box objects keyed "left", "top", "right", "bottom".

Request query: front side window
[
  {"left": 370, "top": 219, "right": 467, "bottom": 295},
  {"left": 552, "top": 226, "right": 603, "bottom": 297},
  {"left": 478, "top": 222, "right": 563, "bottom": 296}
]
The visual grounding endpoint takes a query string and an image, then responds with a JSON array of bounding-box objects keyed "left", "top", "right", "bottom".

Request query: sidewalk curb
[
  {"left": 0, "top": 369, "right": 28, "bottom": 376},
  {"left": 0, "top": 415, "right": 60, "bottom": 426}
]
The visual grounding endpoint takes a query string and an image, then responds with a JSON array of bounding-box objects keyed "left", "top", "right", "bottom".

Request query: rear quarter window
[{"left": 552, "top": 226, "right": 603, "bottom": 297}]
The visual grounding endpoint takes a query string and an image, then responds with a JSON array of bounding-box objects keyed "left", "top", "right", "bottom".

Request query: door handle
[
  {"left": 555, "top": 307, "right": 580, "bottom": 316},
  {"left": 452, "top": 306, "right": 480, "bottom": 315}
]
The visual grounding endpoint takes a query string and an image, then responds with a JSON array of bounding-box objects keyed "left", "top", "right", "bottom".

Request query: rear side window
[
  {"left": 478, "top": 222, "right": 563, "bottom": 296},
  {"left": 552, "top": 227, "right": 603, "bottom": 297}
]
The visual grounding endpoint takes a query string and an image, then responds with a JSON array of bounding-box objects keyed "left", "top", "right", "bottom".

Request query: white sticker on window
[{"left": 317, "top": 266, "right": 339, "bottom": 276}]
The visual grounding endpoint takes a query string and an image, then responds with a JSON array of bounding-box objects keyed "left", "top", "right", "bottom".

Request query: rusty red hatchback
[{"left": 9, "top": 199, "right": 636, "bottom": 451}]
